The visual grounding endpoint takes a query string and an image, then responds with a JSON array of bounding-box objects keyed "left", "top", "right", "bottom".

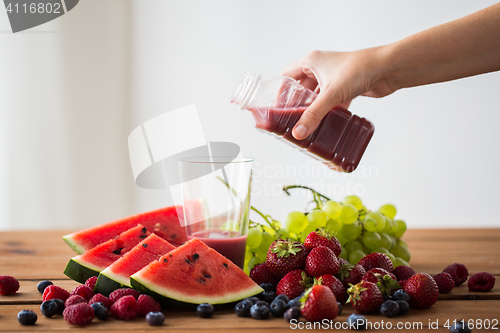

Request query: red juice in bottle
[
  {"left": 188, "top": 231, "right": 247, "bottom": 269},
  {"left": 232, "top": 73, "right": 374, "bottom": 172}
]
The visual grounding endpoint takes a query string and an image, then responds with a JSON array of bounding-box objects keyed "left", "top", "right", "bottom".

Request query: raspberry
[
  {"left": 43, "top": 285, "right": 70, "bottom": 302},
  {"left": 65, "top": 295, "right": 87, "bottom": 307},
  {"left": 110, "top": 295, "right": 139, "bottom": 320},
  {"left": 137, "top": 294, "right": 161, "bottom": 316},
  {"left": 109, "top": 288, "right": 141, "bottom": 303},
  {"left": 443, "top": 263, "right": 468, "bottom": 286},
  {"left": 63, "top": 303, "right": 94, "bottom": 325},
  {"left": 84, "top": 276, "right": 98, "bottom": 291},
  {"left": 432, "top": 272, "right": 455, "bottom": 294},
  {"left": 467, "top": 272, "right": 495, "bottom": 292},
  {"left": 89, "top": 293, "right": 113, "bottom": 309},
  {"left": 0, "top": 275, "right": 20, "bottom": 295},
  {"left": 70, "top": 285, "right": 94, "bottom": 301},
  {"left": 393, "top": 266, "right": 416, "bottom": 282}
]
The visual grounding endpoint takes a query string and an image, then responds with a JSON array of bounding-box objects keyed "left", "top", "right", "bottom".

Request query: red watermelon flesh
[
  {"left": 63, "top": 206, "right": 185, "bottom": 254},
  {"left": 63, "top": 225, "right": 150, "bottom": 283},
  {"left": 130, "top": 238, "right": 263, "bottom": 305},
  {"left": 95, "top": 234, "right": 175, "bottom": 294}
]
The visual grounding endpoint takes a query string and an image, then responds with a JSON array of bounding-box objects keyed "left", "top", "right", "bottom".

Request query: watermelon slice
[
  {"left": 64, "top": 225, "right": 150, "bottom": 284},
  {"left": 63, "top": 206, "right": 185, "bottom": 254},
  {"left": 94, "top": 234, "right": 175, "bottom": 296},
  {"left": 130, "top": 238, "right": 263, "bottom": 308}
]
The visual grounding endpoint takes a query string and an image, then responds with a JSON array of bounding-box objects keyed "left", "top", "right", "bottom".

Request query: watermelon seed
[
  {"left": 112, "top": 249, "right": 122, "bottom": 255},
  {"left": 199, "top": 279, "right": 206, "bottom": 283},
  {"left": 171, "top": 234, "right": 177, "bottom": 239},
  {"left": 185, "top": 259, "right": 192, "bottom": 264},
  {"left": 141, "top": 227, "right": 147, "bottom": 233},
  {"left": 142, "top": 243, "right": 148, "bottom": 248},
  {"left": 192, "top": 253, "right": 199, "bottom": 260},
  {"left": 223, "top": 263, "right": 228, "bottom": 268},
  {"left": 139, "top": 235, "right": 147, "bottom": 239},
  {"left": 169, "top": 254, "right": 173, "bottom": 258},
  {"left": 204, "top": 274, "right": 211, "bottom": 278},
  {"left": 163, "top": 258, "right": 168, "bottom": 263}
]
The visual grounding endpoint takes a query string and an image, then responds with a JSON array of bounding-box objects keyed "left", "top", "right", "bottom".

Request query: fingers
[
  {"left": 292, "top": 89, "right": 340, "bottom": 140},
  {"left": 281, "top": 60, "right": 307, "bottom": 80}
]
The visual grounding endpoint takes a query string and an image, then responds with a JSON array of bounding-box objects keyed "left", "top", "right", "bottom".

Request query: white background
[{"left": 1, "top": 0, "right": 499, "bottom": 230}]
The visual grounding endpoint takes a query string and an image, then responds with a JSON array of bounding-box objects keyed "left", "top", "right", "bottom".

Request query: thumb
[{"left": 292, "top": 89, "right": 341, "bottom": 140}]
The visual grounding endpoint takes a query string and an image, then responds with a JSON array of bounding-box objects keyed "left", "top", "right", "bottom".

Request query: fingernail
[{"left": 293, "top": 125, "right": 307, "bottom": 139}]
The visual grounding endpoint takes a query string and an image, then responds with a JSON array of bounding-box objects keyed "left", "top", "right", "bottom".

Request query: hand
[{"left": 282, "top": 48, "right": 395, "bottom": 140}]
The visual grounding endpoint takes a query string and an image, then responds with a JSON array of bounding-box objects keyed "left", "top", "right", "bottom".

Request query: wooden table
[{"left": 0, "top": 228, "right": 499, "bottom": 332}]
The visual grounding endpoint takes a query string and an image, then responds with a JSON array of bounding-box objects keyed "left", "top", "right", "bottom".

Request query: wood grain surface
[{"left": 0, "top": 228, "right": 499, "bottom": 332}]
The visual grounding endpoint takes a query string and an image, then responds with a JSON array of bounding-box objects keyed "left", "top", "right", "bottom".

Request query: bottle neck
[{"left": 231, "top": 72, "right": 261, "bottom": 110}]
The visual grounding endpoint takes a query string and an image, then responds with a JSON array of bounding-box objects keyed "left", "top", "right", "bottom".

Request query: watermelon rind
[
  {"left": 94, "top": 273, "right": 125, "bottom": 296},
  {"left": 62, "top": 236, "right": 86, "bottom": 255},
  {"left": 129, "top": 274, "right": 263, "bottom": 308},
  {"left": 63, "top": 258, "right": 101, "bottom": 284}
]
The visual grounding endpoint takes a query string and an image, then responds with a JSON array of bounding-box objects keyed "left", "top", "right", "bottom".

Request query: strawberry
[
  {"left": 276, "top": 269, "right": 312, "bottom": 300},
  {"left": 266, "top": 240, "right": 308, "bottom": 278},
  {"left": 305, "top": 246, "right": 340, "bottom": 277},
  {"left": 336, "top": 263, "right": 366, "bottom": 289},
  {"left": 338, "top": 258, "right": 350, "bottom": 266},
  {"left": 249, "top": 263, "right": 280, "bottom": 286},
  {"left": 432, "top": 272, "right": 455, "bottom": 294},
  {"left": 443, "top": 263, "right": 468, "bottom": 286},
  {"left": 358, "top": 253, "right": 393, "bottom": 273},
  {"left": 304, "top": 229, "right": 341, "bottom": 256},
  {"left": 361, "top": 268, "right": 400, "bottom": 296},
  {"left": 300, "top": 285, "right": 338, "bottom": 322},
  {"left": 403, "top": 273, "right": 439, "bottom": 309},
  {"left": 393, "top": 265, "right": 416, "bottom": 282},
  {"left": 347, "top": 280, "right": 384, "bottom": 314},
  {"left": 316, "top": 275, "right": 347, "bottom": 303},
  {"left": 467, "top": 272, "right": 495, "bottom": 292}
]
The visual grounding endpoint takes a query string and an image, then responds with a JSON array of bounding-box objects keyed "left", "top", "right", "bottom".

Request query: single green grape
[
  {"left": 325, "top": 218, "right": 341, "bottom": 234},
  {"left": 336, "top": 230, "right": 348, "bottom": 246},
  {"left": 322, "top": 201, "right": 342, "bottom": 219},
  {"left": 364, "top": 211, "right": 384, "bottom": 231},
  {"left": 371, "top": 247, "right": 390, "bottom": 255},
  {"left": 275, "top": 228, "right": 290, "bottom": 240},
  {"left": 363, "top": 218, "right": 377, "bottom": 232},
  {"left": 285, "top": 211, "right": 308, "bottom": 233},
  {"left": 255, "top": 249, "right": 267, "bottom": 262},
  {"left": 379, "top": 203, "right": 397, "bottom": 219},
  {"left": 342, "top": 222, "right": 362, "bottom": 240},
  {"left": 374, "top": 214, "right": 386, "bottom": 232},
  {"left": 308, "top": 209, "right": 328, "bottom": 227},
  {"left": 391, "top": 244, "right": 411, "bottom": 262},
  {"left": 394, "top": 257, "right": 410, "bottom": 267},
  {"left": 345, "top": 240, "right": 364, "bottom": 253},
  {"left": 339, "top": 204, "right": 358, "bottom": 224},
  {"left": 386, "top": 253, "right": 396, "bottom": 265},
  {"left": 349, "top": 250, "right": 366, "bottom": 264},
  {"left": 379, "top": 233, "right": 393, "bottom": 249},
  {"left": 362, "top": 231, "right": 381, "bottom": 250},
  {"left": 246, "top": 228, "right": 262, "bottom": 249},
  {"left": 342, "top": 195, "right": 363, "bottom": 210},
  {"left": 393, "top": 220, "right": 407, "bottom": 238},
  {"left": 258, "top": 231, "right": 274, "bottom": 253},
  {"left": 247, "top": 256, "right": 260, "bottom": 272},
  {"left": 339, "top": 247, "right": 349, "bottom": 261},
  {"left": 397, "top": 238, "right": 408, "bottom": 248},
  {"left": 381, "top": 217, "right": 395, "bottom": 234}
]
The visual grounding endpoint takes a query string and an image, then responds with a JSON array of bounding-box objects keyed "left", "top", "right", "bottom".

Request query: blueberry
[
  {"left": 348, "top": 313, "right": 367, "bottom": 330},
  {"left": 396, "top": 300, "right": 410, "bottom": 316},
  {"left": 260, "top": 291, "right": 276, "bottom": 303},
  {"left": 90, "top": 302, "right": 108, "bottom": 321},
  {"left": 40, "top": 300, "right": 58, "bottom": 318},
  {"left": 196, "top": 303, "right": 214, "bottom": 318},
  {"left": 259, "top": 283, "right": 275, "bottom": 292},
  {"left": 17, "top": 310, "right": 37, "bottom": 325},
  {"left": 145, "top": 311, "right": 165, "bottom": 326},
  {"left": 256, "top": 300, "right": 269, "bottom": 307},
  {"left": 275, "top": 294, "right": 289, "bottom": 303},
  {"left": 392, "top": 289, "right": 411, "bottom": 302},
  {"left": 383, "top": 295, "right": 393, "bottom": 301},
  {"left": 52, "top": 299, "right": 65, "bottom": 315},
  {"left": 234, "top": 300, "right": 253, "bottom": 317},
  {"left": 36, "top": 280, "right": 53, "bottom": 294},
  {"left": 269, "top": 299, "right": 286, "bottom": 317},
  {"left": 250, "top": 303, "right": 269, "bottom": 320},
  {"left": 286, "top": 297, "right": 301, "bottom": 310},
  {"left": 283, "top": 307, "right": 301, "bottom": 322},
  {"left": 450, "top": 321, "right": 471, "bottom": 333},
  {"left": 380, "top": 300, "right": 400, "bottom": 318},
  {"left": 337, "top": 301, "right": 343, "bottom": 316},
  {"left": 243, "top": 296, "right": 259, "bottom": 305}
]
